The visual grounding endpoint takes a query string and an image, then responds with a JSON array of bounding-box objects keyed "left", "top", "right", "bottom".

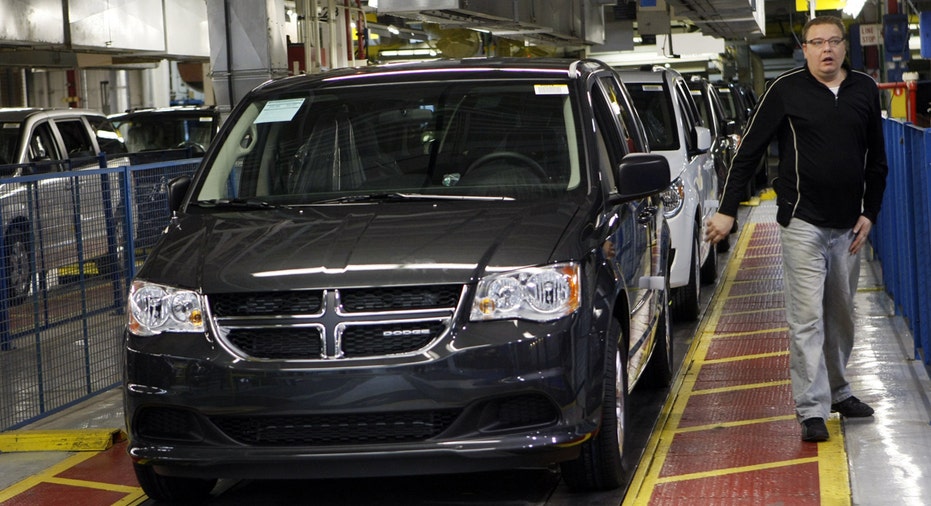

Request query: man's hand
[
  {"left": 705, "top": 212, "right": 735, "bottom": 245},
  {"left": 849, "top": 215, "right": 873, "bottom": 255}
]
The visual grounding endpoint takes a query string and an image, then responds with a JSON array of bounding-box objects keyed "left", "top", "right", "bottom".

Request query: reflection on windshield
[{"left": 195, "top": 81, "right": 583, "bottom": 204}]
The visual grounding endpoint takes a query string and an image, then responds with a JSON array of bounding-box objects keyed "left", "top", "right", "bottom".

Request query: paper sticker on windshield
[
  {"left": 255, "top": 98, "right": 305, "bottom": 123},
  {"left": 534, "top": 84, "right": 569, "bottom": 95}
]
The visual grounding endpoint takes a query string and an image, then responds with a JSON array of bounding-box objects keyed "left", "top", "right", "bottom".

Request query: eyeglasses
[{"left": 805, "top": 37, "right": 845, "bottom": 48}]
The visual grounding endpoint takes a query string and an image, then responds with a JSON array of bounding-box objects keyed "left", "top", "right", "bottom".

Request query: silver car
[{"left": 0, "top": 108, "right": 128, "bottom": 302}]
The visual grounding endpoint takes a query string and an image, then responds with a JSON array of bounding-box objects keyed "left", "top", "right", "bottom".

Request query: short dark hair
[{"left": 802, "top": 16, "right": 846, "bottom": 41}]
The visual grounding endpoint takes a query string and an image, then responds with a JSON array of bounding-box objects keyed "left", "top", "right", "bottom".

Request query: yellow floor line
[
  {"left": 655, "top": 456, "right": 820, "bottom": 484},
  {"left": 710, "top": 327, "right": 790, "bottom": 338},
  {"left": 0, "top": 428, "right": 124, "bottom": 452},
  {"left": 44, "top": 476, "right": 140, "bottom": 493},
  {"left": 675, "top": 414, "right": 798, "bottom": 433},
  {"left": 0, "top": 452, "right": 98, "bottom": 501},
  {"left": 702, "top": 351, "right": 789, "bottom": 364},
  {"left": 622, "top": 222, "right": 851, "bottom": 505},
  {"left": 0, "top": 442, "right": 146, "bottom": 504}
]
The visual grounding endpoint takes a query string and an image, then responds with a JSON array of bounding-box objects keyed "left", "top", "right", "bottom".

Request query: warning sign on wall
[{"left": 860, "top": 24, "right": 882, "bottom": 46}]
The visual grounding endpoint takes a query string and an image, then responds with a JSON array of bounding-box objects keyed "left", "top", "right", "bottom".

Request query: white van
[{"left": 617, "top": 68, "right": 719, "bottom": 321}]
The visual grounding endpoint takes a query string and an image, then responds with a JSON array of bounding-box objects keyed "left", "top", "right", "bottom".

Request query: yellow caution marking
[
  {"left": 690, "top": 379, "right": 792, "bottom": 396},
  {"left": 701, "top": 350, "right": 789, "bottom": 364},
  {"left": 44, "top": 476, "right": 140, "bottom": 493},
  {"left": 710, "top": 327, "right": 790, "bottom": 338},
  {"left": 0, "top": 428, "right": 123, "bottom": 452},
  {"left": 0, "top": 452, "right": 98, "bottom": 501},
  {"left": 674, "top": 414, "right": 798, "bottom": 433},
  {"left": 759, "top": 188, "right": 777, "bottom": 200},
  {"left": 622, "top": 222, "right": 851, "bottom": 505},
  {"left": 655, "top": 456, "right": 820, "bottom": 484},
  {"left": 0, "top": 433, "right": 146, "bottom": 504},
  {"left": 819, "top": 415, "right": 851, "bottom": 503},
  {"left": 58, "top": 263, "right": 101, "bottom": 277}
]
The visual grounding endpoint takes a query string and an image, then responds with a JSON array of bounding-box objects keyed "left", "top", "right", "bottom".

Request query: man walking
[{"left": 705, "top": 16, "right": 888, "bottom": 442}]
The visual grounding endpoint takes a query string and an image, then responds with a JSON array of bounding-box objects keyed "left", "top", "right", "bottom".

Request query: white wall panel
[
  {"left": 69, "top": 0, "right": 165, "bottom": 51},
  {"left": 164, "top": 0, "right": 209, "bottom": 58},
  {"left": 0, "top": 0, "right": 65, "bottom": 45}
]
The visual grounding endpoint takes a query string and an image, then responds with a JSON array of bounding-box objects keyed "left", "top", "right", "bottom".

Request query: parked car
[
  {"left": 617, "top": 68, "right": 718, "bottom": 321},
  {"left": 715, "top": 81, "right": 768, "bottom": 200},
  {"left": 688, "top": 76, "right": 734, "bottom": 195},
  {"left": 109, "top": 106, "right": 220, "bottom": 160},
  {"left": 0, "top": 108, "right": 128, "bottom": 302},
  {"left": 0, "top": 108, "right": 127, "bottom": 169},
  {"left": 123, "top": 57, "right": 674, "bottom": 501},
  {"left": 688, "top": 76, "right": 736, "bottom": 252}
]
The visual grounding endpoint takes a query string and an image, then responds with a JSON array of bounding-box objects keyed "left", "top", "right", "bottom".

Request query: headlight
[
  {"left": 659, "top": 178, "right": 685, "bottom": 218},
  {"left": 127, "top": 281, "right": 204, "bottom": 336},
  {"left": 470, "top": 263, "right": 580, "bottom": 322}
]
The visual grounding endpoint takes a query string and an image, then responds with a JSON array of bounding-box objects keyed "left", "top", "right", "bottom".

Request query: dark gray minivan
[{"left": 123, "top": 58, "right": 673, "bottom": 501}]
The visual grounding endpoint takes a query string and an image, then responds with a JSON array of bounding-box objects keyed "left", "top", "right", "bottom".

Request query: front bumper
[{"left": 123, "top": 316, "right": 606, "bottom": 480}]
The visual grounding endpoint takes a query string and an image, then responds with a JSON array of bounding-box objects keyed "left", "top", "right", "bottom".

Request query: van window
[
  {"left": 598, "top": 77, "right": 646, "bottom": 154},
  {"left": 197, "top": 81, "right": 584, "bottom": 203},
  {"left": 56, "top": 119, "right": 96, "bottom": 158},
  {"left": 627, "top": 83, "right": 678, "bottom": 152},
  {"left": 87, "top": 116, "right": 127, "bottom": 155},
  {"left": 29, "top": 122, "right": 62, "bottom": 162}
]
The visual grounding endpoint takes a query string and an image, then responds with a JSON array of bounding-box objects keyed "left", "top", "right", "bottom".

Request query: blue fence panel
[
  {"left": 875, "top": 119, "right": 931, "bottom": 363},
  {"left": 0, "top": 157, "right": 199, "bottom": 431}
]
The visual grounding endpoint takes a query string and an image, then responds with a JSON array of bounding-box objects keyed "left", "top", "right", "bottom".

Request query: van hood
[{"left": 138, "top": 200, "right": 585, "bottom": 292}]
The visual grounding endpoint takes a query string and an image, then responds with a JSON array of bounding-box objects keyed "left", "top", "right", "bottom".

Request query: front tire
[
  {"left": 561, "top": 319, "right": 629, "bottom": 491},
  {"left": 671, "top": 233, "right": 700, "bottom": 321},
  {"left": 133, "top": 463, "right": 217, "bottom": 503},
  {"left": 699, "top": 237, "right": 718, "bottom": 285},
  {"left": 640, "top": 283, "right": 673, "bottom": 389},
  {"left": 4, "top": 224, "right": 34, "bottom": 305}
]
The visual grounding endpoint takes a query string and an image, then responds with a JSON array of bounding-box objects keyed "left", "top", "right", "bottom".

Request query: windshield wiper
[
  {"left": 193, "top": 198, "right": 286, "bottom": 209},
  {"left": 312, "top": 192, "right": 420, "bottom": 204},
  {"left": 312, "top": 192, "right": 514, "bottom": 204}
]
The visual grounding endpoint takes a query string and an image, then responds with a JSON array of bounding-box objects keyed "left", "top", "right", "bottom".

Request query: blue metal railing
[
  {"left": 873, "top": 119, "right": 931, "bottom": 364},
  {"left": 0, "top": 156, "right": 200, "bottom": 430}
]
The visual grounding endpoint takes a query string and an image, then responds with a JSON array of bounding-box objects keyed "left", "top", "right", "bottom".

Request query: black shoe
[
  {"left": 801, "top": 417, "right": 829, "bottom": 442},
  {"left": 831, "top": 396, "right": 874, "bottom": 417}
]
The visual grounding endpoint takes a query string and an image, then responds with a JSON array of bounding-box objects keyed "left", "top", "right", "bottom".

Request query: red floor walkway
[{"left": 622, "top": 221, "right": 850, "bottom": 505}]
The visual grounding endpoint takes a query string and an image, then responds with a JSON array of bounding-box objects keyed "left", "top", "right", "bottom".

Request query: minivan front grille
[
  {"left": 211, "top": 291, "right": 324, "bottom": 317},
  {"left": 340, "top": 285, "right": 461, "bottom": 312},
  {"left": 340, "top": 320, "right": 446, "bottom": 358},
  {"left": 227, "top": 327, "right": 324, "bottom": 359},
  {"left": 208, "top": 285, "right": 463, "bottom": 361},
  {"left": 210, "top": 409, "right": 461, "bottom": 446}
]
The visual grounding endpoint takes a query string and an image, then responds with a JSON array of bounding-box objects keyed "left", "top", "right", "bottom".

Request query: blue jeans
[{"left": 779, "top": 218, "right": 859, "bottom": 421}]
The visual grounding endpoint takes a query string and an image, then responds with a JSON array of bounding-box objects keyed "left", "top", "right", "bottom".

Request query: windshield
[
  {"left": 194, "top": 80, "right": 583, "bottom": 204},
  {"left": 114, "top": 114, "right": 216, "bottom": 153}
]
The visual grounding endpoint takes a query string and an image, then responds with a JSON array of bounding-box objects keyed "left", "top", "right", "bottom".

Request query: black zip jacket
[{"left": 719, "top": 64, "right": 888, "bottom": 228}]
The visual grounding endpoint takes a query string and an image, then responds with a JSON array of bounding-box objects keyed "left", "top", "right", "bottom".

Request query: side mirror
[
  {"left": 168, "top": 175, "right": 192, "bottom": 212},
  {"left": 612, "top": 153, "right": 670, "bottom": 202},
  {"left": 693, "top": 126, "right": 712, "bottom": 153}
]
